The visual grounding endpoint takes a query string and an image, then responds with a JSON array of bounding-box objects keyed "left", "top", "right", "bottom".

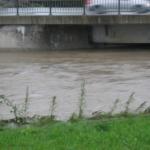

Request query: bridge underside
[{"left": 0, "top": 15, "right": 150, "bottom": 25}]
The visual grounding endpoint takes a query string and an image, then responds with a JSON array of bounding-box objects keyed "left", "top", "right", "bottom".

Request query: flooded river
[{"left": 0, "top": 50, "right": 150, "bottom": 120}]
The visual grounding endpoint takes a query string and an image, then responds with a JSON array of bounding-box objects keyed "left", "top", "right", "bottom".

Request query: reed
[
  {"left": 49, "top": 96, "right": 56, "bottom": 120},
  {"left": 78, "top": 80, "right": 86, "bottom": 119}
]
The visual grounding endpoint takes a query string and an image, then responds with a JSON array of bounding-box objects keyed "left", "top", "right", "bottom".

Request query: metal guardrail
[{"left": 0, "top": 0, "right": 150, "bottom": 16}]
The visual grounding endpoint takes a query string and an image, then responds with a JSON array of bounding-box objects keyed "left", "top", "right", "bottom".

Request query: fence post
[
  {"left": 118, "top": 0, "right": 120, "bottom": 15},
  {"left": 16, "top": 0, "right": 19, "bottom": 16},
  {"left": 49, "top": 0, "right": 52, "bottom": 15},
  {"left": 83, "top": 0, "right": 86, "bottom": 15}
]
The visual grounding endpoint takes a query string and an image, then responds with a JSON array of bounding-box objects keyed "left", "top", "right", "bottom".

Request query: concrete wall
[
  {"left": 1, "top": 24, "right": 150, "bottom": 50},
  {"left": 43, "top": 25, "right": 92, "bottom": 49},
  {"left": 92, "top": 25, "right": 150, "bottom": 43},
  {"left": 0, "top": 25, "right": 48, "bottom": 49},
  {"left": 0, "top": 25, "right": 92, "bottom": 50}
]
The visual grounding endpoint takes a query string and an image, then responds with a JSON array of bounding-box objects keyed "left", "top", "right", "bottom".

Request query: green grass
[{"left": 0, "top": 115, "right": 150, "bottom": 150}]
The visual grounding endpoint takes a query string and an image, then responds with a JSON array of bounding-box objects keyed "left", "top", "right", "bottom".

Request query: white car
[{"left": 85, "top": 0, "right": 150, "bottom": 14}]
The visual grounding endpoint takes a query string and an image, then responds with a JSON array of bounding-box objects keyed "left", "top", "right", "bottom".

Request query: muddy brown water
[{"left": 0, "top": 50, "right": 150, "bottom": 120}]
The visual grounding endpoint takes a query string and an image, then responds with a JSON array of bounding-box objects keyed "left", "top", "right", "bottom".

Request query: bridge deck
[{"left": 0, "top": 15, "right": 150, "bottom": 25}]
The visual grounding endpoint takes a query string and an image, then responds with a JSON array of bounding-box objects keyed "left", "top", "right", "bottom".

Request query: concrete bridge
[
  {"left": 1, "top": 15, "right": 150, "bottom": 49},
  {"left": 1, "top": 1, "right": 150, "bottom": 49}
]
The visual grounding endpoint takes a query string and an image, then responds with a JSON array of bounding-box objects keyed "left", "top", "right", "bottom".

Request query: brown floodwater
[{"left": 0, "top": 50, "right": 150, "bottom": 120}]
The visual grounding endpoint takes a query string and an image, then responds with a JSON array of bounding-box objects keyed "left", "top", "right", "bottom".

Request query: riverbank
[{"left": 0, "top": 115, "right": 149, "bottom": 150}]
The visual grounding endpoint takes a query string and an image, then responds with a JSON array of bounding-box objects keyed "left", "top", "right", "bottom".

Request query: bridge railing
[{"left": 0, "top": 0, "right": 150, "bottom": 16}]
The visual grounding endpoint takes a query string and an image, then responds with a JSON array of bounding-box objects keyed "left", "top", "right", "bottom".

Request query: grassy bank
[
  {"left": 0, "top": 84, "right": 150, "bottom": 149},
  {"left": 0, "top": 115, "right": 150, "bottom": 150}
]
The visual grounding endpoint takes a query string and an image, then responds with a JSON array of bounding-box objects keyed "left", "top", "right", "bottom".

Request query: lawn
[{"left": 0, "top": 115, "right": 150, "bottom": 150}]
